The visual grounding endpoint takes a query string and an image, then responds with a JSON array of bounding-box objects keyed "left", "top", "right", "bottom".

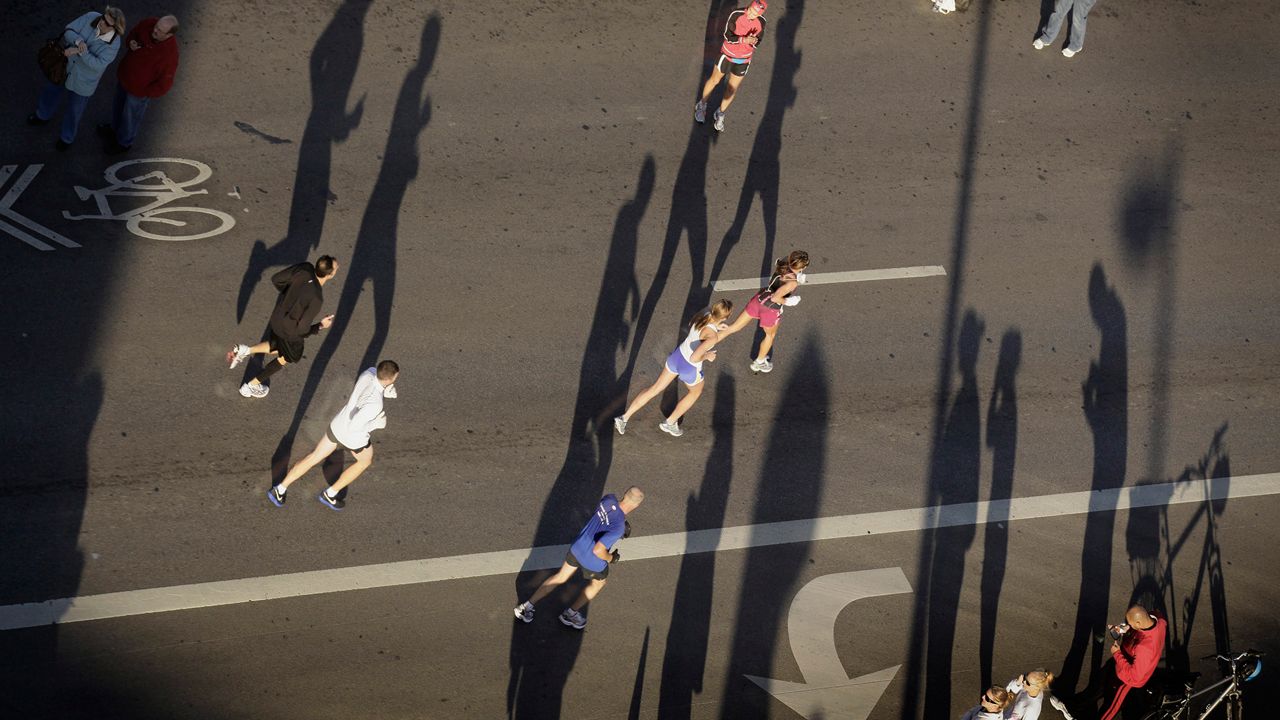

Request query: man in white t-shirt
[{"left": 268, "top": 360, "right": 399, "bottom": 511}]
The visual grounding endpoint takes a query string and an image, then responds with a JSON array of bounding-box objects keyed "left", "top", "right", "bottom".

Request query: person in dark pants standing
[
  {"left": 1032, "top": 0, "right": 1099, "bottom": 58},
  {"left": 513, "top": 488, "right": 644, "bottom": 630},
  {"left": 97, "top": 14, "right": 180, "bottom": 154},
  {"left": 227, "top": 256, "right": 339, "bottom": 398}
]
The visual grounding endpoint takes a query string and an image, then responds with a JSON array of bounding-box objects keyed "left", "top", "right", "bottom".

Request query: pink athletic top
[{"left": 719, "top": 9, "right": 766, "bottom": 61}]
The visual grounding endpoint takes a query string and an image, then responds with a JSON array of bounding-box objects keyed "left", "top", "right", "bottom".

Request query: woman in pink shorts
[
  {"left": 720, "top": 250, "right": 809, "bottom": 373},
  {"left": 614, "top": 300, "right": 733, "bottom": 438}
]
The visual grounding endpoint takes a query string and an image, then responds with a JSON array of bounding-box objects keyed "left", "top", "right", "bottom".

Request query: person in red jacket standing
[
  {"left": 693, "top": 0, "right": 767, "bottom": 132},
  {"left": 1098, "top": 605, "right": 1167, "bottom": 720},
  {"left": 97, "top": 15, "right": 179, "bottom": 154}
]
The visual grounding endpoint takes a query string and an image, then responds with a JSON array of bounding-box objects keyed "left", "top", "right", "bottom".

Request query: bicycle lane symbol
[
  {"left": 0, "top": 164, "right": 80, "bottom": 251},
  {"left": 62, "top": 157, "right": 236, "bottom": 242}
]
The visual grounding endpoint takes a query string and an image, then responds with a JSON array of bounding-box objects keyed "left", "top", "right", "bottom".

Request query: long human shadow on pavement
[
  {"left": 902, "top": 311, "right": 986, "bottom": 717},
  {"left": 268, "top": 15, "right": 441, "bottom": 484},
  {"left": 618, "top": 0, "right": 725, "bottom": 411},
  {"left": 704, "top": 0, "right": 803, "bottom": 319},
  {"left": 717, "top": 336, "right": 829, "bottom": 718},
  {"left": 506, "top": 158, "right": 652, "bottom": 719},
  {"left": 0, "top": 2, "right": 222, "bottom": 718},
  {"left": 235, "top": 0, "right": 368, "bottom": 322},
  {"left": 1057, "top": 263, "right": 1128, "bottom": 700},
  {"left": 900, "top": 0, "right": 996, "bottom": 713},
  {"left": 657, "top": 374, "right": 736, "bottom": 719},
  {"left": 979, "top": 329, "right": 1021, "bottom": 687}
]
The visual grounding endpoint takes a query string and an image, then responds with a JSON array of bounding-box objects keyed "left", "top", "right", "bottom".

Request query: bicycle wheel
[
  {"left": 105, "top": 157, "right": 213, "bottom": 189},
  {"left": 126, "top": 206, "right": 236, "bottom": 241},
  {"left": 1226, "top": 695, "right": 1244, "bottom": 720}
]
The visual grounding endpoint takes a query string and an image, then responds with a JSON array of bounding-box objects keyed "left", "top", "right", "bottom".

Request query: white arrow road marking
[
  {"left": 0, "top": 164, "right": 80, "bottom": 251},
  {"left": 1, "top": 472, "right": 1276, "bottom": 630},
  {"left": 712, "top": 266, "right": 946, "bottom": 292},
  {"left": 745, "top": 568, "right": 913, "bottom": 720}
]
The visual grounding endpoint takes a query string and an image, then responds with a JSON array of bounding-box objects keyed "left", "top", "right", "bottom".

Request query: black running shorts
[
  {"left": 268, "top": 330, "right": 305, "bottom": 364},
  {"left": 565, "top": 550, "right": 609, "bottom": 581},
  {"left": 716, "top": 55, "right": 751, "bottom": 76}
]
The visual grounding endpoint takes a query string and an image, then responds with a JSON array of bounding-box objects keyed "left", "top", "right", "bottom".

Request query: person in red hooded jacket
[
  {"left": 1098, "top": 604, "right": 1167, "bottom": 720},
  {"left": 97, "top": 15, "right": 180, "bottom": 154}
]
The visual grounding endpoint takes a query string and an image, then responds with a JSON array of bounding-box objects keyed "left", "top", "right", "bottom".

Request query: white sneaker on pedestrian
[
  {"left": 659, "top": 420, "right": 684, "bottom": 438},
  {"left": 239, "top": 382, "right": 269, "bottom": 398},
  {"left": 559, "top": 608, "right": 586, "bottom": 630},
  {"left": 1032, "top": 38, "right": 1047, "bottom": 50},
  {"left": 227, "top": 344, "right": 250, "bottom": 369},
  {"left": 614, "top": 416, "right": 628, "bottom": 435},
  {"left": 750, "top": 358, "right": 773, "bottom": 374},
  {"left": 1061, "top": 47, "right": 1077, "bottom": 58},
  {"left": 713, "top": 110, "right": 725, "bottom": 132},
  {"left": 694, "top": 100, "right": 707, "bottom": 124},
  {"left": 514, "top": 601, "right": 534, "bottom": 624}
]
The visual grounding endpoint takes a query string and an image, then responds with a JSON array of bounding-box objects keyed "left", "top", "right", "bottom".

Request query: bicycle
[
  {"left": 62, "top": 157, "right": 236, "bottom": 241},
  {"left": 1141, "top": 650, "right": 1264, "bottom": 720}
]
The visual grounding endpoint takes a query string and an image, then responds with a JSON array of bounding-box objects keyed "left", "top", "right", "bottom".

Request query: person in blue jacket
[
  {"left": 29, "top": 7, "right": 126, "bottom": 150},
  {"left": 513, "top": 487, "right": 644, "bottom": 630}
]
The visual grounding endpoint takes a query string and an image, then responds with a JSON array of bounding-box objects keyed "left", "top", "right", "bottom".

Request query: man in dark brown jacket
[{"left": 227, "top": 256, "right": 338, "bottom": 398}]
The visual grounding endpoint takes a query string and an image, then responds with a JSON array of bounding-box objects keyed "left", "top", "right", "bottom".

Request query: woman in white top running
[
  {"left": 1004, "top": 669, "right": 1074, "bottom": 720},
  {"left": 614, "top": 300, "right": 732, "bottom": 437}
]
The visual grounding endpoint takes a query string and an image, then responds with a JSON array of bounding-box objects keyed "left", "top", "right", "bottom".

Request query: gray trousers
[{"left": 1038, "top": 0, "right": 1098, "bottom": 52}]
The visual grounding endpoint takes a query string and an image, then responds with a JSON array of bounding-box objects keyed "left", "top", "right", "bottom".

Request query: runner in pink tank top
[{"left": 693, "top": 0, "right": 768, "bottom": 132}]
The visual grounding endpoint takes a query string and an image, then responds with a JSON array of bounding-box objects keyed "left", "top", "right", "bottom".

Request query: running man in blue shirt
[{"left": 514, "top": 487, "right": 644, "bottom": 629}]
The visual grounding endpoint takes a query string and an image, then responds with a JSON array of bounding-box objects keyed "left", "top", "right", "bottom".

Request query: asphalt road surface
[{"left": 2, "top": 0, "right": 1278, "bottom": 718}]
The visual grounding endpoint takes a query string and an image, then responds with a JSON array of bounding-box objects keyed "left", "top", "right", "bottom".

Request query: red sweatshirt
[
  {"left": 118, "top": 18, "right": 179, "bottom": 98},
  {"left": 1114, "top": 615, "right": 1167, "bottom": 687},
  {"left": 719, "top": 9, "right": 766, "bottom": 61}
]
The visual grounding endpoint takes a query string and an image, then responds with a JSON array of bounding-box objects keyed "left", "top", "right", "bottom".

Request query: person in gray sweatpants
[{"left": 1032, "top": 0, "right": 1098, "bottom": 58}]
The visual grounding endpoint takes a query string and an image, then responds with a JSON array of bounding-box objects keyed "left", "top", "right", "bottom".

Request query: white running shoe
[
  {"left": 694, "top": 100, "right": 707, "bottom": 124},
  {"left": 239, "top": 382, "right": 269, "bottom": 398},
  {"left": 227, "top": 344, "right": 250, "bottom": 369},
  {"left": 1032, "top": 38, "right": 1046, "bottom": 50},
  {"left": 614, "top": 416, "right": 628, "bottom": 435},
  {"left": 559, "top": 608, "right": 586, "bottom": 630},
  {"left": 514, "top": 601, "right": 534, "bottom": 624},
  {"left": 1061, "top": 47, "right": 1077, "bottom": 58},
  {"left": 659, "top": 420, "right": 684, "bottom": 438},
  {"left": 750, "top": 358, "right": 773, "bottom": 374},
  {"left": 713, "top": 110, "right": 725, "bottom": 132}
]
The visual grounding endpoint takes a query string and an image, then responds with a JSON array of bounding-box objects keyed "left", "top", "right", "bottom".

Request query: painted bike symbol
[{"left": 62, "top": 157, "right": 236, "bottom": 241}]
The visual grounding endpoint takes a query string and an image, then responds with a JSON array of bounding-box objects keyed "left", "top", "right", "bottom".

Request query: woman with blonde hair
[
  {"left": 719, "top": 250, "right": 810, "bottom": 374},
  {"left": 1004, "top": 669, "right": 1074, "bottom": 720},
  {"left": 959, "top": 686, "right": 1013, "bottom": 720},
  {"left": 614, "top": 300, "right": 733, "bottom": 438},
  {"left": 30, "top": 6, "right": 126, "bottom": 150}
]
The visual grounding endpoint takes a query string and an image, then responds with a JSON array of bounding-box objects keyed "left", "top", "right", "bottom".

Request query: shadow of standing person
[
  {"left": 905, "top": 310, "right": 985, "bottom": 717},
  {"left": 506, "top": 158, "right": 653, "bottom": 719},
  {"left": 980, "top": 329, "right": 1021, "bottom": 687},
  {"left": 717, "top": 335, "right": 829, "bottom": 718},
  {"left": 657, "top": 375, "right": 736, "bottom": 719},
  {"left": 1058, "top": 264, "right": 1128, "bottom": 698},
  {"left": 235, "top": 0, "right": 369, "bottom": 322}
]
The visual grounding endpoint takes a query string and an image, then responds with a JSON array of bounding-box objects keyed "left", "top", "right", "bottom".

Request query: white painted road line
[
  {"left": 0, "top": 164, "right": 80, "bottom": 250},
  {"left": 712, "top": 266, "right": 946, "bottom": 293},
  {"left": 2, "top": 472, "right": 1276, "bottom": 631}
]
